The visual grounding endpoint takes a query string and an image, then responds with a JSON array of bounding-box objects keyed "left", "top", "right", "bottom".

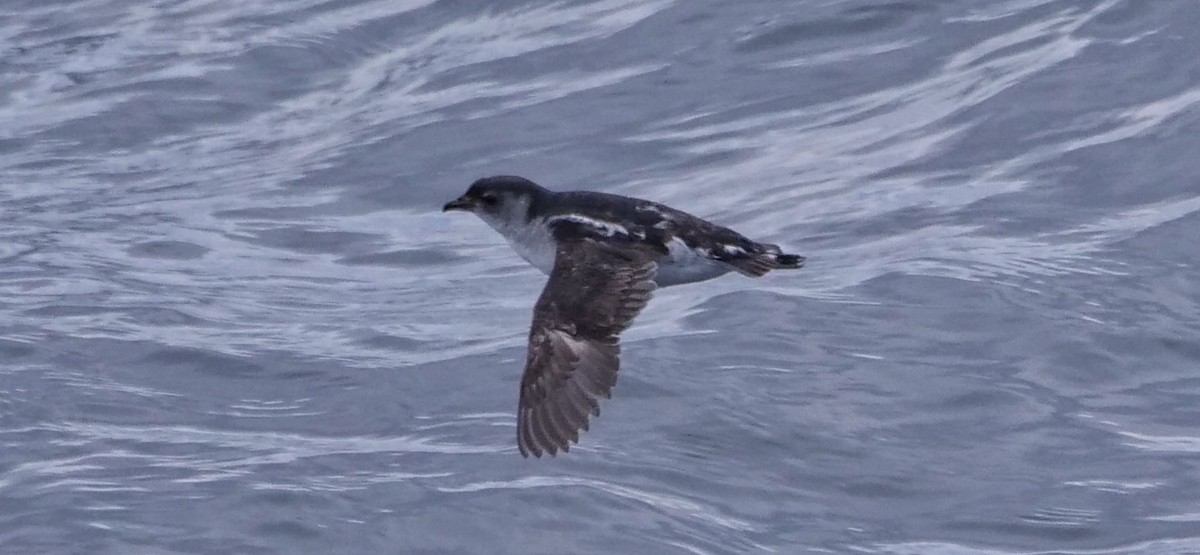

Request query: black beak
[{"left": 442, "top": 196, "right": 473, "bottom": 212}]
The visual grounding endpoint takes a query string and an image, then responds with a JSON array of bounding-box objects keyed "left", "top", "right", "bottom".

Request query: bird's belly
[{"left": 653, "top": 240, "right": 731, "bottom": 286}]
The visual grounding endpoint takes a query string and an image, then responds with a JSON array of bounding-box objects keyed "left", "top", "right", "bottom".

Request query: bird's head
[{"left": 443, "top": 175, "right": 548, "bottom": 230}]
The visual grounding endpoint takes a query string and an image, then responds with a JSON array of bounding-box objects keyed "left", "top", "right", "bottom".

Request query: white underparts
[
  {"left": 653, "top": 236, "right": 731, "bottom": 286},
  {"left": 506, "top": 223, "right": 557, "bottom": 275}
]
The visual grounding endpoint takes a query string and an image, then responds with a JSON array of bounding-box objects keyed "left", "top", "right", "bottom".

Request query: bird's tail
[
  {"left": 724, "top": 243, "right": 806, "bottom": 277},
  {"left": 771, "top": 252, "right": 805, "bottom": 269}
]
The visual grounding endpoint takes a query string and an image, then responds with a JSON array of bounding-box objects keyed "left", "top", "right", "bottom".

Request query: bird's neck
[{"left": 478, "top": 196, "right": 541, "bottom": 240}]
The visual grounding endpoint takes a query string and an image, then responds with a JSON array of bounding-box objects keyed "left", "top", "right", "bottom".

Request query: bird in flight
[{"left": 443, "top": 175, "right": 805, "bottom": 457}]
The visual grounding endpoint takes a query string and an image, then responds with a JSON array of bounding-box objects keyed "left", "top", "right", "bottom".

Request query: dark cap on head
[{"left": 442, "top": 175, "right": 547, "bottom": 212}]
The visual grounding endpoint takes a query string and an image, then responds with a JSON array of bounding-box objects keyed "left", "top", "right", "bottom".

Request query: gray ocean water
[{"left": 3, "top": 0, "right": 1200, "bottom": 553}]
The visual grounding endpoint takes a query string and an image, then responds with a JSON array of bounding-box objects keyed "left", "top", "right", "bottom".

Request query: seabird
[{"left": 443, "top": 175, "right": 805, "bottom": 457}]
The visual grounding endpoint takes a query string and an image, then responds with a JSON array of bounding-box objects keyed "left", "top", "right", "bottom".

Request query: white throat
[{"left": 474, "top": 199, "right": 556, "bottom": 275}]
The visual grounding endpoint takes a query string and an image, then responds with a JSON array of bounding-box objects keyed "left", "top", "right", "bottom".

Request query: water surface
[{"left": 3, "top": 0, "right": 1200, "bottom": 553}]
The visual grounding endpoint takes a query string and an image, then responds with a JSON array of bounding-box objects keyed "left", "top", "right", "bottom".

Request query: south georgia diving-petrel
[{"left": 443, "top": 175, "right": 805, "bottom": 458}]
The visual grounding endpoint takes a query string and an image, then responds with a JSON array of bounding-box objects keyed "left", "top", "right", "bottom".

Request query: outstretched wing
[{"left": 517, "top": 237, "right": 658, "bottom": 457}]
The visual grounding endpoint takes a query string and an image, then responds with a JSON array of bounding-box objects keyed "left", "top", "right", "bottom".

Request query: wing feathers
[{"left": 516, "top": 238, "right": 658, "bottom": 457}]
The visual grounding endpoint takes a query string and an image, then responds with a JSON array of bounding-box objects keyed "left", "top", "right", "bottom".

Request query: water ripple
[{"left": 3, "top": 0, "right": 1200, "bottom": 553}]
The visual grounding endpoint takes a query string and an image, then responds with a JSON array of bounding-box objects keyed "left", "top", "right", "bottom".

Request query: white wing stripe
[{"left": 546, "top": 214, "right": 644, "bottom": 239}]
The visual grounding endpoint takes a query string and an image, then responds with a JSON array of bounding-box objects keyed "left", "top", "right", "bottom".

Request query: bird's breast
[{"left": 501, "top": 222, "right": 558, "bottom": 275}]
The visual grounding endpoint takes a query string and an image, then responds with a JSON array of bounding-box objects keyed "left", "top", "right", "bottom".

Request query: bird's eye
[{"left": 480, "top": 194, "right": 499, "bottom": 206}]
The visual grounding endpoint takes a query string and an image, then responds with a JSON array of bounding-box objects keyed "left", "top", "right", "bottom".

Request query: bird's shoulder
[{"left": 540, "top": 190, "right": 696, "bottom": 249}]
